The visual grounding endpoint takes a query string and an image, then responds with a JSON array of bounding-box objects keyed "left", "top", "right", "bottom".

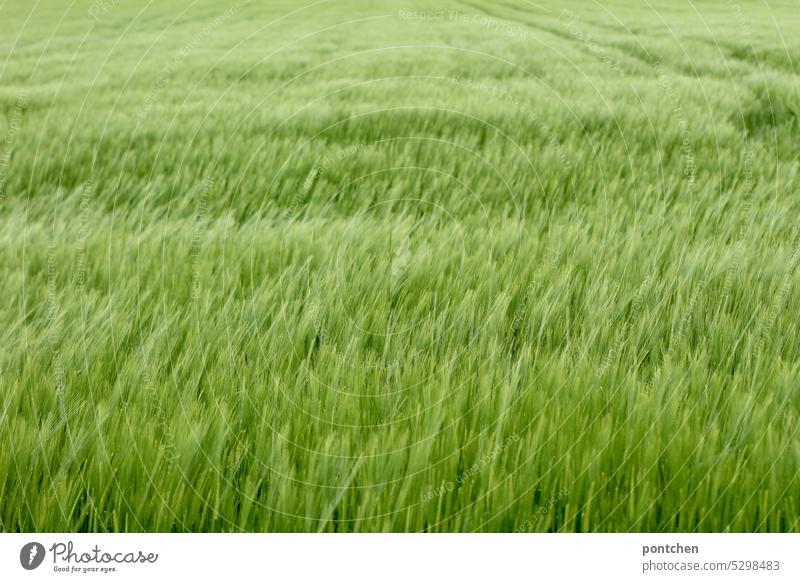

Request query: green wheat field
[{"left": 1, "top": 0, "right": 799, "bottom": 532}]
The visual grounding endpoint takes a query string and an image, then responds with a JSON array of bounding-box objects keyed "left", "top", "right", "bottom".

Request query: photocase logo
[{"left": 20, "top": 542, "right": 46, "bottom": 570}]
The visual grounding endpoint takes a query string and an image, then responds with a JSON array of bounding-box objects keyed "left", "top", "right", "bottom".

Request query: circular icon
[{"left": 20, "top": 542, "right": 46, "bottom": 570}]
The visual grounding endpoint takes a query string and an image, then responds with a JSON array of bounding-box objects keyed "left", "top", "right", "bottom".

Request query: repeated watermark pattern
[
  {"left": 45, "top": 243, "right": 67, "bottom": 416},
  {"left": 422, "top": 434, "right": 520, "bottom": 502},
  {"left": 138, "top": 2, "right": 248, "bottom": 120},
  {"left": 644, "top": 281, "right": 707, "bottom": 394},
  {"left": 88, "top": 0, "right": 120, "bottom": 21},
  {"left": 654, "top": 63, "right": 696, "bottom": 186},
  {"left": 453, "top": 77, "right": 572, "bottom": 169},
  {"left": 753, "top": 232, "right": 800, "bottom": 361},
  {"left": 285, "top": 143, "right": 369, "bottom": 220},
  {"left": 560, "top": 11, "right": 630, "bottom": 79},
  {"left": 399, "top": 10, "right": 529, "bottom": 39},
  {"left": 597, "top": 273, "right": 654, "bottom": 379},
  {"left": 512, "top": 488, "right": 570, "bottom": 532},
  {"left": 561, "top": 8, "right": 698, "bottom": 188},
  {"left": 726, "top": 0, "right": 753, "bottom": 40},
  {"left": 305, "top": 297, "right": 402, "bottom": 372},
  {"left": 142, "top": 371, "right": 179, "bottom": 464},
  {"left": 190, "top": 176, "right": 214, "bottom": 301},
  {"left": 308, "top": 298, "right": 331, "bottom": 351},
  {"left": 390, "top": 234, "right": 412, "bottom": 286},
  {"left": 75, "top": 180, "right": 94, "bottom": 291}
]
